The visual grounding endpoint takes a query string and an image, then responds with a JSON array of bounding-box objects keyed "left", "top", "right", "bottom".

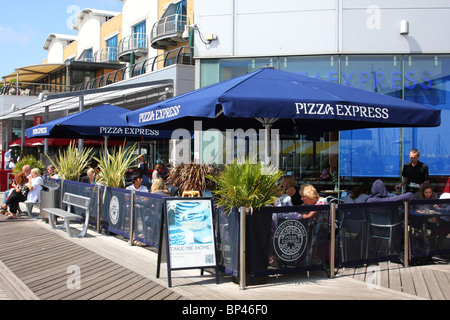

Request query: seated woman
[
  {"left": 151, "top": 178, "right": 170, "bottom": 196},
  {"left": 300, "top": 184, "right": 328, "bottom": 220},
  {"left": 299, "top": 184, "right": 328, "bottom": 264},
  {"left": 80, "top": 168, "right": 97, "bottom": 184},
  {"left": 27, "top": 168, "right": 43, "bottom": 203},
  {"left": 2, "top": 172, "right": 29, "bottom": 219},
  {"left": 281, "top": 175, "right": 302, "bottom": 205},
  {"left": 415, "top": 182, "right": 438, "bottom": 200}
]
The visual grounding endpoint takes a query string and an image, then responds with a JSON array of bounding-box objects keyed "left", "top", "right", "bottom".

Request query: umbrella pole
[
  {"left": 239, "top": 206, "right": 247, "bottom": 290},
  {"left": 264, "top": 124, "right": 271, "bottom": 166},
  {"left": 103, "top": 135, "right": 109, "bottom": 157}
]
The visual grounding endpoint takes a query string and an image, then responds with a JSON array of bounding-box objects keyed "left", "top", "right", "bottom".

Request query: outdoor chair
[
  {"left": 364, "top": 205, "right": 403, "bottom": 260},
  {"left": 339, "top": 208, "right": 367, "bottom": 262}
]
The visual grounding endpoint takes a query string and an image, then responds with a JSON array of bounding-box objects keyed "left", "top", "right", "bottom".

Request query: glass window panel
[
  {"left": 339, "top": 56, "right": 402, "bottom": 177},
  {"left": 403, "top": 55, "right": 450, "bottom": 176}
]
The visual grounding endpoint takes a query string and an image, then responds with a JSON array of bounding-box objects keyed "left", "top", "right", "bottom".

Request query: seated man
[{"left": 126, "top": 173, "right": 149, "bottom": 193}]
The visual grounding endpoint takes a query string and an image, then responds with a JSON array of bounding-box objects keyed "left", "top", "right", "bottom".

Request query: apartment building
[{"left": 0, "top": 0, "right": 195, "bottom": 168}]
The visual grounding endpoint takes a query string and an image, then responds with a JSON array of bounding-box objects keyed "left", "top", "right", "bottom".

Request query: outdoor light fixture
[
  {"left": 182, "top": 24, "right": 217, "bottom": 44},
  {"left": 400, "top": 20, "right": 409, "bottom": 35}
]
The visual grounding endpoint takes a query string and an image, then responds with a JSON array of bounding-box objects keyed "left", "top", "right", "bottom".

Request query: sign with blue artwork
[{"left": 159, "top": 197, "right": 218, "bottom": 287}]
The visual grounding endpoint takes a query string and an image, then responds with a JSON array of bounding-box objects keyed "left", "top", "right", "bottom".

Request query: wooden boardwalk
[
  {"left": 0, "top": 217, "right": 184, "bottom": 300},
  {"left": 0, "top": 206, "right": 448, "bottom": 300},
  {"left": 337, "top": 261, "right": 450, "bottom": 300}
]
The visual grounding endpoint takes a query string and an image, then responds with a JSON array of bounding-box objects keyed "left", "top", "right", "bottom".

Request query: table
[{"left": 409, "top": 209, "right": 450, "bottom": 256}]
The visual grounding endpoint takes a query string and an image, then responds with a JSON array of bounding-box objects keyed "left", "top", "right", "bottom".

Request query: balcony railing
[
  {"left": 0, "top": 46, "right": 194, "bottom": 96},
  {"left": 151, "top": 14, "right": 189, "bottom": 49},
  {"left": 0, "top": 82, "right": 67, "bottom": 96},
  {"left": 93, "top": 47, "right": 119, "bottom": 63},
  {"left": 70, "top": 46, "right": 193, "bottom": 92},
  {"left": 118, "top": 33, "right": 149, "bottom": 62}
]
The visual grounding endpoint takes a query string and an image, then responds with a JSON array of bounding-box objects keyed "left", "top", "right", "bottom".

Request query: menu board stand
[{"left": 157, "top": 197, "right": 219, "bottom": 288}]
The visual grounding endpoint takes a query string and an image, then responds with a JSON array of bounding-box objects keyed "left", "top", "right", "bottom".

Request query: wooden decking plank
[
  {"left": 353, "top": 265, "right": 366, "bottom": 282},
  {"left": 388, "top": 263, "right": 402, "bottom": 292},
  {"left": 19, "top": 250, "right": 100, "bottom": 282},
  {"left": 72, "top": 269, "right": 140, "bottom": 300},
  {"left": 87, "top": 273, "right": 146, "bottom": 300},
  {"left": 0, "top": 259, "right": 39, "bottom": 300},
  {"left": 135, "top": 284, "right": 167, "bottom": 300},
  {"left": 8, "top": 246, "right": 89, "bottom": 275},
  {"left": 40, "top": 266, "right": 130, "bottom": 300},
  {"left": 106, "top": 281, "right": 159, "bottom": 300},
  {"left": 399, "top": 267, "right": 416, "bottom": 296},
  {"left": 432, "top": 269, "right": 450, "bottom": 299},
  {"left": 410, "top": 267, "right": 431, "bottom": 299},
  {"left": 421, "top": 268, "right": 445, "bottom": 300},
  {"left": 58, "top": 264, "right": 132, "bottom": 299},
  {"left": 25, "top": 257, "right": 118, "bottom": 290}
]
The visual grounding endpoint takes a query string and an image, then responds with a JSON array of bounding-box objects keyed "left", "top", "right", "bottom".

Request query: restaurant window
[
  {"left": 11, "top": 120, "right": 34, "bottom": 141},
  {"left": 200, "top": 55, "right": 449, "bottom": 180},
  {"left": 402, "top": 55, "right": 450, "bottom": 176},
  {"left": 338, "top": 55, "right": 402, "bottom": 178}
]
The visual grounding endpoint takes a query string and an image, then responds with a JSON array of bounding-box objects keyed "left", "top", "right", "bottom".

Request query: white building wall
[
  {"left": 121, "top": 0, "right": 158, "bottom": 60},
  {"left": 76, "top": 13, "right": 102, "bottom": 58},
  {"left": 46, "top": 40, "right": 65, "bottom": 63},
  {"left": 194, "top": 0, "right": 450, "bottom": 58}
]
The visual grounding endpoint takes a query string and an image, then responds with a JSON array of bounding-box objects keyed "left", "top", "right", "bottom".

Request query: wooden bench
[{"left": 43, "top": 193, "right": 91, "bottom": 238}]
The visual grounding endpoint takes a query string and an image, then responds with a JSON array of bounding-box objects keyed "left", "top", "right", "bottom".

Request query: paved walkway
[{"left": 0, "top": 197, "right": 448, "bottom": 301}]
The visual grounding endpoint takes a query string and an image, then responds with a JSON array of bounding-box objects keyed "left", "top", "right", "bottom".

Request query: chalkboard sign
[{"left": 157, "top": 197, "right": 218, "bottom": 287}]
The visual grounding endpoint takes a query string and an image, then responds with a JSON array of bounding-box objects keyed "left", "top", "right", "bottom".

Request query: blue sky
[{"left": 0, "top": 0, "right": 123, "bottom": 79}]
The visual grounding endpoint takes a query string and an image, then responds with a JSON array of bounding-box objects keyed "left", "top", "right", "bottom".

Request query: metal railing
[
  {"left": 70, "top": 46, "right": 193, "bottom": 92},
  {"left": 1, "top": 46, "right": 193, "bottom": 96},
  {"left": 0, "top": 82, "right": 67, "bottom": 96},
  {"left": 118, "top": 33, "right": 149, "bottom": 56},
  {"left": 46, "top": 179, "right": 450, "bottom": 288},
  {"left": 93, "top": 47, "right": 119, "bottom": 63},
  {"left": 151, "top": 14, "right": 188, "bottom": 44}
]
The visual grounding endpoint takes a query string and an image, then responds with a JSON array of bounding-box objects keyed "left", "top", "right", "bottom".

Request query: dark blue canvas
[
  {"left": 126, "top": 68, "right": 441, "bottom": 134},
  {"left": 26, "top": 104, "right": 173, "bottom": 139}
]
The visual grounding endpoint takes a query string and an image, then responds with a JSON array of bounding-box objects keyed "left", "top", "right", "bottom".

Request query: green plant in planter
[
  {"left": 165, "top": 162, "right": 220, "bottom": 195},
  {"left": 208, "top": 155, "right": 283, "bottom": 213},
  {"left": 13, "top": 155, "right": 45, "bottom": 174},
  {"left": 94, "top": 142, "right": 138, "bottom": 189},
  {"left": 46, "top": 141, "right": 94, "bottom": 181}
]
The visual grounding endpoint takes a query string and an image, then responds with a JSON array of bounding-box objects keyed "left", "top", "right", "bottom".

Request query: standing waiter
[{"left": 395, "top": 149, "right": 429, "bottom": 193}]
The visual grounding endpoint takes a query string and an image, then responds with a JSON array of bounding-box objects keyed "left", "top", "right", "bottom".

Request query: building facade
[
  {"left": 0, "top": 0, "right": 195, "bottom": 169},
  {"left": 191, "top": 0, "right": 450, "bottom": 191}
]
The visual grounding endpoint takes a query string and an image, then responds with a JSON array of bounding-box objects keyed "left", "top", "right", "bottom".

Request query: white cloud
[{"left": 0, "top": 25, "right": 33, "bottom": 45}]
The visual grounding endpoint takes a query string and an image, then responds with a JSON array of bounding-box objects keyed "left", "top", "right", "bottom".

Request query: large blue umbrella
[
  {"left": 26, "top": 104, "right": 173, "bottom": 140},
  {"left": 125, "top": 67, "right": 441, "bottom": 134}
]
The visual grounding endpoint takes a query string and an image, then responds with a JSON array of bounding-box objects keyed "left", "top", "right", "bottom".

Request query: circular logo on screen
[
  {"left": 273, "top": 219, "right": 308, "bottom": 262},
  {"left": 109, "top": 196, "right": 120, "bottom": 225}
]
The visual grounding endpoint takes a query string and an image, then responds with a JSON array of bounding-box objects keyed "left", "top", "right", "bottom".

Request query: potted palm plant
[
  {"left": 208, "top": 155, "right": 283, "bottom": 288},
  {"left": 94, "top": 142, "right": 138, "bottom": 189},
  {"left": 13, "top": 155, "right": 45, "bottom": 175},
  {"left": 46, "top": 142, "right": 94, "bottom": 181}
]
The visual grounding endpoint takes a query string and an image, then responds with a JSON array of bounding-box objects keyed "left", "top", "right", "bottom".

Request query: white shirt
[
  {"left": 126, "top": 184, "right": 149, "bottom": 192},
  {"left": 27, "top": 176, "right": 43, "bottom": 202}
]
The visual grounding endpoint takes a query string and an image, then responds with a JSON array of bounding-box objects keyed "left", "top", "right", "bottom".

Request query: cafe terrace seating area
[{"left": 34, "top": 178, "right": 450, "bottom": 283}]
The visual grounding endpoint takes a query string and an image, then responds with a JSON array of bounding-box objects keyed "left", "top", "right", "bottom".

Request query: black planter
[{"left": 245, "top": 210, "right": 273, "bottom": 284}]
